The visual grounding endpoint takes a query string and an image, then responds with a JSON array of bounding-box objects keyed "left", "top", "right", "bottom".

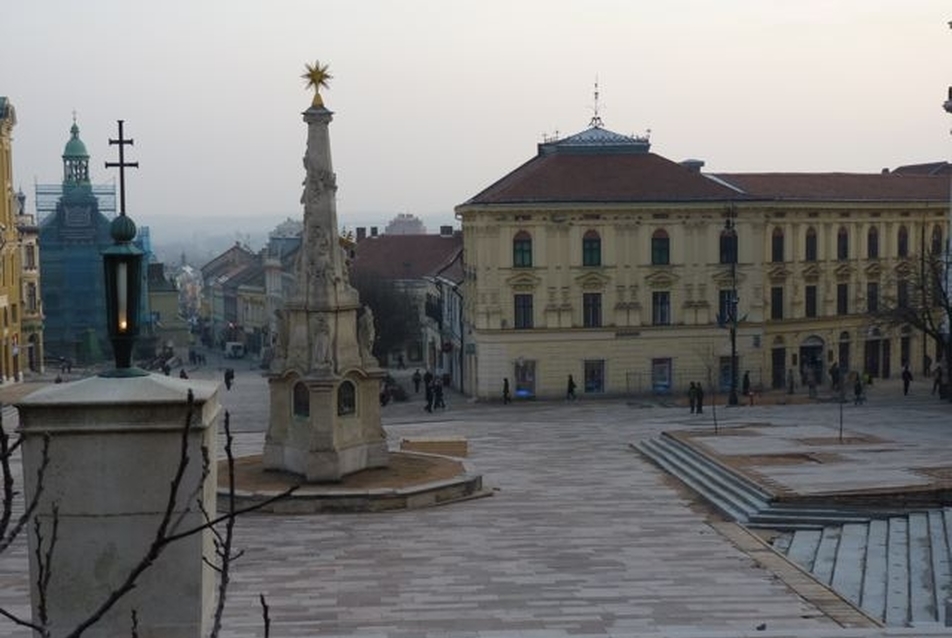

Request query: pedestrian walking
[
  {"left": 502, "top": 378, "right": 511, "bottom": 404},
  {"left": 853, "top": 375, "right": 864, "bottom": 405},
  {"left": 901, "top": 364, "right": 912, "bottom": 396},
  {"left": 829, "top": 362, "right": 840, "bottom": 392},
  {"left": 566, "top": 374, "right": 577, "bottom": 401},
  {"left": 412, "top": 369, "right": 422, "bottom": 393},
  {"left": 695, "top": 382, "right": 704, "bottom": 414},
  {"left": 433, "top": 378, "right": 445, "bottom": 410},
  {"left": 423, "top": 370, "right": 434, "bottom": 413},
  {"left": 742, "top": 371, "right": 754, "bottom": 406},
  {"left": 787, "top": 369, "right": 795, "bottom": 395},
  {"left": 224, "top": 367, "right": 234, "bottom": 391},
  {"left": 932, "top": 364, "right": 943, "bottom": 396},
  {"left": 807, "top": 367, "right": 817, "bottom": 398},
  {"left": 688, "top": 382, "right": 697, "bottom": 414}
]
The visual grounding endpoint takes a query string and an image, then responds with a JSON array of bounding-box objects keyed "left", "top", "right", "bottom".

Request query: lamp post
[
  {"left": 725, "top": 213, "right": 740, "bottom": 406},
  {"left": 101, "top": 120, "right": 147, "bottom": 377}
]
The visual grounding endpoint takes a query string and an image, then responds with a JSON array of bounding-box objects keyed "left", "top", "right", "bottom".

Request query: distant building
[
  {"left": 384, "top": 213, "right": 426, "bottom": 235},
  {"left": 0, "top": 97, "right": 29, "bottom": 380},
  {"left": 16, "top": 187, "right": 44, "bottom": 374},
  {"left": 38, "top": 118, "right": 143, "bottom": 363},
  {"left": 350, "top": 228, "right": 462, "bottom": 373},
  {"left": 198, "top": 242, "right": 257, "bottom": 348},
  {"left": 146, "top": 262, "right": 190, "bottom": 361}
]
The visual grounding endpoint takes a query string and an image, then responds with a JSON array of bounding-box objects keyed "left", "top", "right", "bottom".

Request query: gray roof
[{"left": 539, "top": 124, "right": 650, "bottom": 156}]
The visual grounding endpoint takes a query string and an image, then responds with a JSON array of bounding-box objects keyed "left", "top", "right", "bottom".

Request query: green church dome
[{"left": 63, "top": 122, "right": 89, "bottom": 159}]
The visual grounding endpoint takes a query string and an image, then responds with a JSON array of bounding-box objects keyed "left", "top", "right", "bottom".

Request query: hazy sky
[{"left": 4, "top": 1, "right": 951, "bottom": 242}]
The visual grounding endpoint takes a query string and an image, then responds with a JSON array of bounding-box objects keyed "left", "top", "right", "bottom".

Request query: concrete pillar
[{"left": 17, "top": 374, "right": 220, "bottom": 637}]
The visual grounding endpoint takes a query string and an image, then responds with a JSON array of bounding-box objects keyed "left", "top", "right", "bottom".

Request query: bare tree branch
[
  {"left": 259, "top": 594, "right": 270, "bottom": 638},
  {"left": 1, "top": 430, "right": 50, "bottom": 554},
  {"left": 33, "top": 504, "right": 58, "bottom": 634},
  {"left": 208, "top": 411, "right": 237, "bottom": 638}
]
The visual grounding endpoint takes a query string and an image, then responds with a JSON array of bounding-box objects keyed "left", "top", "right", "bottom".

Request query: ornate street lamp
[
  {"left": 725, "top": 213, "right": 740, "bottom": 406},
  {"left": 100, "top": 120, "right": 147, "bottom": 377}
]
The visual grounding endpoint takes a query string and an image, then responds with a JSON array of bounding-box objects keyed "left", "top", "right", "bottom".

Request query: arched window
[
  {"left": 867, "top": 227, "right": 879, "bottom": 259},
  {"left": 932, "top": 225, "right": 943, "bottom": 255},
  {"left": 771, "top": 227, "right": 784, "bottom": 263},
  {"left": 897, "top": 226, "right": 909, "bottom": 258},
  {"left": 582, "top": 230, "right": 601, "bottom": 266},
  {"left": 293, "top": 381, "right": 310, "bottom": 417},
  {"left": 512, "top": 230, "right": 532, "bottom": 267},
  {"left": 837, "top": 227, "right": 849, "bottom": 261},
  {"left": 805, "top": 227, "right": 818, "bottom": 261},
  {"left": 337, "top": 380, "right": 356, "bottom": 416},
  {"left": 719, "top": 228, "right": 737, "bottom": 264},
  {"left": 651, "top": 229, "right": 670, "bottom": 265}
]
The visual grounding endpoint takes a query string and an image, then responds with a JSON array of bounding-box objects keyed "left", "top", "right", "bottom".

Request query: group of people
[{"left": 412, "top": 368, "right": 446, "bottom": 413}]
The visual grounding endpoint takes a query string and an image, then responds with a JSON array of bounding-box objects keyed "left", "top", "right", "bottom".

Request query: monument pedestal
[
  {"left": 17, "top": 374, "right": 220, "bottom": 638},
  {"left": 264, "top": 367, "right": 388, "bottom": 482}
]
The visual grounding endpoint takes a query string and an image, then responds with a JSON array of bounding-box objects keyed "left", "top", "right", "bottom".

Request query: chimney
[
  {"left": 439, "top": 225, "right": 453, "bottom": 237},
  {"left": 356, "top": 227, "right": 367, "bottom": 241},
  {"left": 680, "top": 159, "right": 705, "bottom": 173},
  {"left": 370, "top": 227, "right": 378, "bottom": 237}
]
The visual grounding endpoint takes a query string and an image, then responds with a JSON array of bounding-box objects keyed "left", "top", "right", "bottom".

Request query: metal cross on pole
[{"left": 104, "top": 120, "right": 139, "bottom": 216}]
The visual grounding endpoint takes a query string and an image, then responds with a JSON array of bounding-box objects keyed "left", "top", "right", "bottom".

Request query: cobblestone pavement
[{"left": 1, "top": 360, "right": 951, "bottom": 637}]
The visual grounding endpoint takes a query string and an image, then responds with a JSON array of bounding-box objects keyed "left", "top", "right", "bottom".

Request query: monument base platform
[{"left": 219, "top": 451, "right": 488, "bottom": 514}]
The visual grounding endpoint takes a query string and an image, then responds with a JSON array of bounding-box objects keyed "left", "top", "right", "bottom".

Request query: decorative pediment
[
  {"left": 893, "top": 260, "right": 914, "bottom": 279},
  {"left": 711, "top": 268, "right": 745, "bottom": 289},
  {"left": 505, "top": 271, "right": 541, "bottom": 292},
  {"left": 833, "top": 262, "right": 853, "bottom": 280},
  {"left": 863, "top": 260, "right": 882, "bottom": 279},
  {"left": 801, "top": 263, "right": 822, "bottom": 282},
  {"left": 766, "top": 264, "right": 791, "bottom": 283},
  {"left": 644, "top": 268, "right": 680, "bottom": 289},
  {"left": 574, "top": 270, "right": 611, "bottom": 291}
]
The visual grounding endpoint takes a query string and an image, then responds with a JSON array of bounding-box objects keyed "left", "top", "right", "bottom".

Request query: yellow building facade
[
  {"left": 0, "top": 98, "right": 25, "bottom": 381},
  {"left": 456, "top": 124, "right": 949, "bottom": 400}
]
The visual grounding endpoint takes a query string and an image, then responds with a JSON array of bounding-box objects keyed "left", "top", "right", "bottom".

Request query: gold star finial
[{"left": 302, "top": 60, "right": 332, "bottom": 108}]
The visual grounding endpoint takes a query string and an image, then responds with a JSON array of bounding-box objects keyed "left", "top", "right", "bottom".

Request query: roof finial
[
  {"left": 72, "top": 109, "right": 77, "bottom": 125},
  {"left": 590, "top": 75, "right": 604, "bottom": 129}
]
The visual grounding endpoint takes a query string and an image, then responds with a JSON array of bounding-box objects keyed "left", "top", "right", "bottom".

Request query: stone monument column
[
  {"left": 263, "top": 61, "right": 389, "bottom": 482},
  {"left": 17, "top": 375, "right": 220, "bottom": 637}
]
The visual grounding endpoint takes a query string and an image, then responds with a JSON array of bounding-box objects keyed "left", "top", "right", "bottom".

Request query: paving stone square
[{"left": 1, "top": 363, "right": 950, "bottom": 637}]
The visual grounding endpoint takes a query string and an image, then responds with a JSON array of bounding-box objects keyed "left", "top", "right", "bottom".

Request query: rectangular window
[
  {"left": 25, "top": 245, "right": 36, "bottom": 270},
  {"left": 837, "top": 283, "right": 849, "bottom": 315},
  {"left": 837, "top": 231, "right": 849, "bottom": 261},
  {"left": 805, "top": 285, "right": 817, "bottom": 318},
  {"left": 26, "top": 283, "right": 37, "bottom": 313},
  {"left": 770, "top": 286, "right": 783, "bottom": 320},
  {"left": 582, "top": 238, "right": 601, "bottom": 266},
  {"left": 898, "top": 279, "right": 909, "bottom": 308},
  {"left": 805, "top": 232, "right": 818, "bottom": 261},
  {"left": 771, "top": 232, "right": 784, "bottom": 263},
  {"left": 652, "top": 291, "right": 671, "bottom": 326},
  {"left": 514, "top": 294, "right": 533, "bottom": 329},
  {"left": 513, "top": 239, "right": 532, "bottom": 268},
  {"left": 867, "top": 282, "right": 879, "bottom": 313},
  {"left": 582, "top": 292, "right": 602, "bottom": 328},
  {"left": 584, "top": 359, "right": 605, "bottom": 393},
  {"left": 651, "top": 237, "right": 669, "bottom": 265},
  {"left": 514, "top": 359, "right": 536, "bottom": 398},
  {"left": 651, "top": 358, "right": 672, "bottom": 394}
]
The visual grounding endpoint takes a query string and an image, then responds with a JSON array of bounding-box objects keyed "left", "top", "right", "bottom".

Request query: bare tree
[
  {"left": 0, "top": 391, "right": 297, "bottom": 637},
  {"left": 877, "top": 250, "right": 952, "bottom": 393}
]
